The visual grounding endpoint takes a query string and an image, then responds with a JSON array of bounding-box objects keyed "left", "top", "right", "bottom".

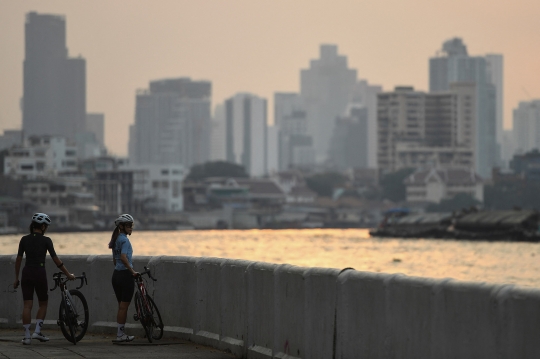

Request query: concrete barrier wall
[{"left": 2, "top": 254, "right": 540, "bottom": 358}]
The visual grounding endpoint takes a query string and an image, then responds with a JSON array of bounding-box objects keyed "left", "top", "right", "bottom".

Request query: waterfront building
[
  {"left": 0, "top": 130, "right": 23, "bottom": 151},
  {"left": 129, "top": 78, "right": 212, "bottom": 169},
  {"left": 3, "top": 136, "right": 78, "bottom": 179},
  {"left": 300, "top": 45, "right": 357, "bottom": 161},
  {"left": 404, "top": 167, "right": 484, "bottom": 204},
  {"left": 224, "top": 93, "right": 268, "bottom": 176},
  {"left": 512, "top": 100, "right": 540, "bottom": 155},
  {"left": 429, "top": 38, "right": 499, "bottom": 178},
  {"left": 23, "top": 12, "right": 86, "bottom": 142},
  {"left": 22, "top": 177, "right": 97, "bottom": 230},
  {"left": 274, "top": 92, "right": 315, "bottom": 170}
]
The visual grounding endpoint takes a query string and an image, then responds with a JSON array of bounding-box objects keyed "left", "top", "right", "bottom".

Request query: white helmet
[
  {"left": 114, "top": 214, "right": 134, "bottom": 226},
  {"left": 32, "top": 213, "right": 51, "bottom": 225}
]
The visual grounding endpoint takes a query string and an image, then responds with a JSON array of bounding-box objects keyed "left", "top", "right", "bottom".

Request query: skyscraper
[
  {"left": 225, "top": 93, "right": 267, "bottom": 176},
  {"left": 23, "top": 12, "right": 86, "bottom": 142},
  {"left": 429, "top": 38, "right": 498, "bottom": 178},
  {"left": 274, "top": 92, "right": 314, "bottom": 170},
  {"left": 129, "top": 78, "right": 211, "bottom": 168},
  {"left": 513, "top": 100, "right": 540, "bottom": 155},
  {"left": 300, "top": 45, "right": 357, "bottom": 161}
]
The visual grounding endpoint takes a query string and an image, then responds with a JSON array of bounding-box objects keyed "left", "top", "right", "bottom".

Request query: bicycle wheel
[
  {"left": 135, "top": 292, "right": 152, "bottom": 343},
  {"left": 59, "top": 290, "right": 89, "bottom": 344},
  {"left": 147, "top": 295, "right": 164, "bottom": 340}
]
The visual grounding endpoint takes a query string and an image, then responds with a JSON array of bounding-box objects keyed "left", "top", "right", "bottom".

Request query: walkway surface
[{"left": 0, "top": 328, "right": 237, "bottom": 358}]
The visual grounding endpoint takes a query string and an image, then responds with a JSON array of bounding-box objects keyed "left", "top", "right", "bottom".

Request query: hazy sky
[{"left": 1, "top": 0, "right": 539, "bottom": 156}]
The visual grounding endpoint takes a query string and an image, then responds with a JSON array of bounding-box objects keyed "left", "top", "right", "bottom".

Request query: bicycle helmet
[
  {"left": 114, "top": 213, "right": 134, "bottom": 226},
  {"left": 32, "top": 213, "right": 51, "bottom": 225}
]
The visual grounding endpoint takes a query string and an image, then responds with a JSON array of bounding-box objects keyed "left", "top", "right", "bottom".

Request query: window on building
[
  {"left": 161, "top": 169, "right": 169, "bottom": 175},
  {"left": 20, "top": 164, "right": 34, "bottom": 170},
  {"left": 36, "top": 162, "right": 45, "bottom": 171}
]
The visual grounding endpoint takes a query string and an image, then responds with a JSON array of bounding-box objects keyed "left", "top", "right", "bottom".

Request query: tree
[
  {"left": 305, "top": 172, "right": 347, "bottom": 197},
  {"left": 186, "top": 161, "right": 248, "bottom": 181},
  {"left": 426, "top": 193, "right": 481, "bottom": 213},
  {"left": 380, "top": 168, "right": 415, "bottom": 202}
]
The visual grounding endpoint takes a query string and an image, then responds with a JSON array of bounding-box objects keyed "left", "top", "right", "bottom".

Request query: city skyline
[{"left": 1, "top": 0, "right": 539, "bottom": 156}]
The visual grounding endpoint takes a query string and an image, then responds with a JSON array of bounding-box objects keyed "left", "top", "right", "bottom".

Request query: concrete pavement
[{"left": 0, "top": 328, "right": 238, "bottom": 358}]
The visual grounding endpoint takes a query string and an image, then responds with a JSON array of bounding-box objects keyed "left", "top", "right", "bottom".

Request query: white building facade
[{"left": 4, "top": 136, "right": 78, "bottom": 179}]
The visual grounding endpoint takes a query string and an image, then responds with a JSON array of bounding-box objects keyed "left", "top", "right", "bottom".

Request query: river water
[{"left": 2, "top": 229, "right": 539, "bottom": 288}]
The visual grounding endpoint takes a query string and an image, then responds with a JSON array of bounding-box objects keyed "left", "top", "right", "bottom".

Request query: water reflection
[{"left": 2, "top": 229, "right": 539, "bottom": 287}]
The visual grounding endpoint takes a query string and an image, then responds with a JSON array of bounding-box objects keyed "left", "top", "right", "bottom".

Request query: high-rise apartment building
[
  {"left": 274, "top": 93, "right": 315, "bottom": 170},
  {"left": 225, "top": 93, "right": 267, "bottom": 176},
  {"left": 429, "top": 38, "right": 499, "bottom": 178},
  {"left": 349, "top": 80, "right": 382, "bottom": 168},
  {"left": 328, "top": 107, "right": 369, "bottom": 171},
  {"left": 300, "top": 45, "right": 357, "bottom": 161},
  {"left": 129, "top": 78, "right": 211, "bottom": 169},
  {"left": 512, "top": 100, "right": 540, "bottom": 155},
  {"left": 23, "top": 12, "right": 86, "bottom": 142},
  {"left": 377, "top": 85, "right": 476, "bottom": 173}
]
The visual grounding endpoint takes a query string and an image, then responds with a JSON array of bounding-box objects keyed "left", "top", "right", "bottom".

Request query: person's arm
[
  {"left": 13, "top": 256, "right": 23, "bottom": 289},
  {"left": 119, "top": 253, "right": 138, "bottom": 277},
  {"left": 52, "top": 256, "right": 75, "bottom": 280}
]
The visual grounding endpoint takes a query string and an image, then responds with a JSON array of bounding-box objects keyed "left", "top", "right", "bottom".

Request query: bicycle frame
[
  {"left": 50, "top": 272, "right": 88, "bottom": 344},
  {"left": 133, "top": 266, "right": 163, "bottom": 342}
]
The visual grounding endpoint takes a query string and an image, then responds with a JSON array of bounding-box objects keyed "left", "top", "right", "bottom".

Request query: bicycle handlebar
[
  {"left": 50, "top": 272, "right": 88, "bottom": 291},
  {"left": 137, "top": 266, "right": 157, "bottom": 282}
]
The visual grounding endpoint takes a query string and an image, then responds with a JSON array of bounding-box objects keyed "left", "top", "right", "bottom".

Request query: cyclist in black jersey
[{"left": 13, "top": 213, "right": 75, "bottom": 345}]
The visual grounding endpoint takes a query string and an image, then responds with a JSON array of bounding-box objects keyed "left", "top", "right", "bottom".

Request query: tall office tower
[
  {"left": 225, "top": 93, "right": 267, "bottom": 176},
  {"left": 377, "top": 85, "right": 476, "bottom": 173},
  {"left": 485, "top": 54, "right": 504, "bottom": 144},
  {"left": 348, "top": 80, "right": 382, "bottom": 168},
  {"left": 210, "top": 104, "right": 226, "bottom": 161},
  {"left": 512, "top": 100, "right": 540, "bottom": 155},
  {"left": 274, "top": 93, "right": 314, "bottom": 170},
  {"left": 129, "top": 78, "right": 211, "bottom": 168},
  {"left": 300, "top": 45, "right": 357, "bottom": 161},
  {"left": 328, "top": 107, "right": 369, "bottom": 171},
  {"left": 23, "top": 12, "right": 86, "bottom": 142},
  {"left": 429, "top": 38, "right": 498, "bottom": 178}
]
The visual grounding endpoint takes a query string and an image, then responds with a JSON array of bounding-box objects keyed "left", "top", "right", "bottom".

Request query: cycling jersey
[
  {"left": 17, "top": 233, "right": 57, "bottom": 267},
  {"left": 112, "top": 233, "right": 133, "bottom": 271}
]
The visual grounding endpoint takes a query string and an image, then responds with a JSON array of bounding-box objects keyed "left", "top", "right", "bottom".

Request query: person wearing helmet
[
  {"left": 108, "top": 213, "right": 139, "bottom": 342},
  {"left": 13, "top": 213, "right": 75, "bottom": 345}
]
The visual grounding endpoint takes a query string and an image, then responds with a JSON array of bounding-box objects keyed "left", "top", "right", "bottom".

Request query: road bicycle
[
  {"left": 50, "top": 272, "right": 89, "bottom": 344},
  {"left": 133, "top": 266, "right": 163, "bottom": 343}
]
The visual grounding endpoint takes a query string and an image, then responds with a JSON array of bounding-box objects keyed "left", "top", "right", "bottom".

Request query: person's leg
[
  {"left": 32, "top": 269, "right": 50, "bottom": 341},
  {"left": 33, "top": 301, "right": 48, "bottom": 339},
  {"left": 36, "top": 300, "right": 47, "bottom": 321},
  {"left": 22, "top": 300, "right": 33, "bottom": 325},
  {"left": 116, "top": 301, "right": 131, "bottom": 337}
]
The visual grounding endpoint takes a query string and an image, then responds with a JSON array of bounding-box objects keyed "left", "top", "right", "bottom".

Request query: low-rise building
[
  {"left": 404, "top": 167, "right": 483, "bottom": 204},
  {"left": 4, "top": 136, "right": 78, "bottom": 179}
]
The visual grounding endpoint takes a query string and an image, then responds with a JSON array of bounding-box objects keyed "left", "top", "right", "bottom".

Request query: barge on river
[{"left": 369, "top": 209, "right": 540, "bottom": 242}]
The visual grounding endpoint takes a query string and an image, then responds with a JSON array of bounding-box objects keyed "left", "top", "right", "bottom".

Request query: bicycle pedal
[{"left": 57, "top": 320, "right": 61, "bottom": 326}]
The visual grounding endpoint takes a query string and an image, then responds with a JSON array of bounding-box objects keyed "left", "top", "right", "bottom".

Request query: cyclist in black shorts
[
  {"left": 109, "top": 213, "right": 139, "bottom": 342},
  {"left": 13, "top": 213, "right": 75, "bottom": 345}
]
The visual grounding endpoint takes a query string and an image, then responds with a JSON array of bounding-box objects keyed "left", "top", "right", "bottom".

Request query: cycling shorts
[
  {"left": 112, "top": 269, "right": 135, "bottom": 303},
  {"left": 21, "top": 266, "right": 48, "bottom": 301}
]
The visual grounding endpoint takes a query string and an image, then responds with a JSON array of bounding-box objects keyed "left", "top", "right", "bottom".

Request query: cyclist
[
  {"left": 109, "top": 213, "right": 139, "bottom": 342},
  {"left": 13, "top": 213, "right": 75, "bottom": 345}
]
